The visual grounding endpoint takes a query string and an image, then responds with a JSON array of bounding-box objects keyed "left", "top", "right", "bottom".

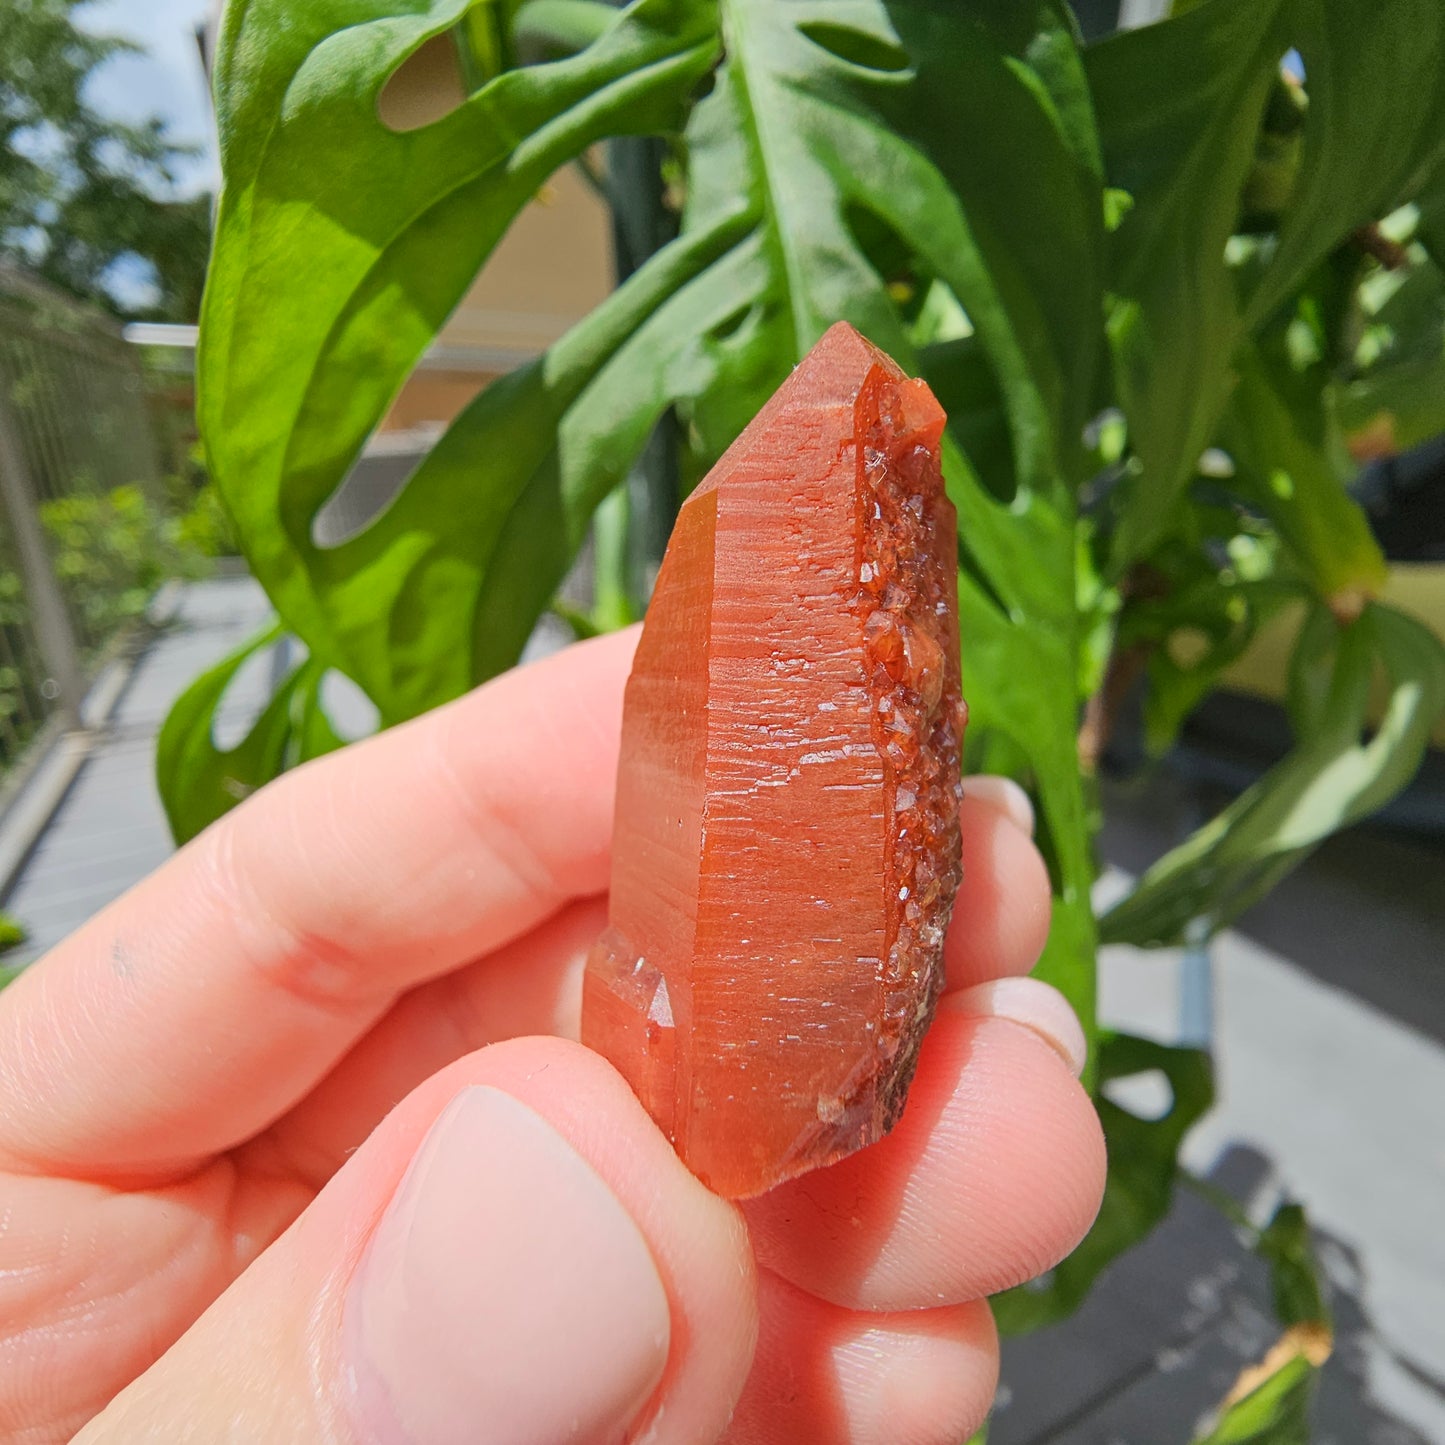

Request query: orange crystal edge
[{"left": 582, "top": 322, "right": 964, "bottom": 1199}]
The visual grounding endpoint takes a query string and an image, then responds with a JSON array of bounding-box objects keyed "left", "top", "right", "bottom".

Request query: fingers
[
  {"left": 74, "top": 1038, "right": 757, "bottom": 1445},
  {"left": 943, "top": 789, "right": 1053, "bottom": 991},
  {"left": 249, "top": 897, "right": 608, "bottom": 1189},
  {"left": 257, "top": 781, "right": 1058, "bottom": 1190},
  {"left": 727, "top": 1271, "right": 996, "bottom": 1445},
  {"left": 249, "top": 784, "right": 1056, "bottom": 1189},
  {"left": 0, "top": 629, "right": 638, "bottom": 1179},
  {"left": 745, "top": 999, "right": 1106, "bottom": 1313}
]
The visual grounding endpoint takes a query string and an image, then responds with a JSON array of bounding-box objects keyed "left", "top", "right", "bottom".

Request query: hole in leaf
[
  {"left": 211, "top": 636, "right": 307, "bottom": 751},
  {"left": 709, "top": 302, "right": 756, "bottom": 344},
  {"left": 312, "top": 429, "right": 438, "bottom": 549},
  {"left": 1103, "top": 1067, "right": 1175, "bottom": 1122},
  {"left": 842, "top": 200, "right": 918, "bottom": 296},
  {"left": 1237, "top": 55, "right": 1307, "bottom": 236},
  {"left": 320, "top": 669, "right": 381, "bottom": 741},
  {"left": 798, "top": 20, "right": 910, "bottom": 74},
  {"left": 378, "top": 32, "right": 467, "bottom": 133}
]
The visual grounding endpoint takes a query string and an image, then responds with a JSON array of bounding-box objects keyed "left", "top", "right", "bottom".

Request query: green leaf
[
  {"left": 1256, "top": 1202, "right": 1329, "bottom": 1331},
  {"left": 1220, "top": 343, "right": 1387, "bottom": 601},
  {"left": 994, "top": 1033, "right": 1215, "bottom": 1333},
  {"left": 201, "top": 0, "right": 721, "bottom": 723},
  {"left": 1092, "top": 0, "right": 1445, "bottom": 571},
  {"left": 156, "top": 624, "right": 346, "bottom": 843},
  {"left": 1102, "top": 601, "right": 1445, "bottom": 948},
  {"left": 1192, "top": 1202, "right": 1331, "bottom": 1445},
  {"left": 0, "top": 911, "right": 27, "bottom": 956},
  {"left": 1192, "top": 1348, "right": 1320, "bottom": 1445},
  {"left": 299, "top": 203, "right": 752, "bottom": 715},
  {"left": 1240, "top": 0, "right": 1445, "bottom": 330},
  {"left": 1088, "top": 0, "right": 1287, "bottom": 570}
]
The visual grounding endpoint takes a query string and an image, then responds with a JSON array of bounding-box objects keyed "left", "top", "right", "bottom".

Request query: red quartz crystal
[{"left": 582, "top": 322, "right": 965, "bottom": 1199}]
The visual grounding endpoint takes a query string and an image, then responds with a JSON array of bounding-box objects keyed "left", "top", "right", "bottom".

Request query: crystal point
[{"left": 582, "top": 323, "right": 964, "bottom": 1199}]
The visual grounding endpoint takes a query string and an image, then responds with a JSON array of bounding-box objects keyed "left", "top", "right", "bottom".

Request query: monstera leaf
[
  {"left": 186, "top": 0, "right": 1107, "bottom": 1028},
  {"left": 156, "top": 625, "right": 345, "bottom": 844},
  {"left": 200, "top": 0, "right": 720, "bottom": 718}
]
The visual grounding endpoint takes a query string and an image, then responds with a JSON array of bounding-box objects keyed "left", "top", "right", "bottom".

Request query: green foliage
[
  {"left": 190, "top": 0, "right": 1108, "bottom": 1035},
  {"left": 0, "top": 0, "right": 211, "bottom": 319},
  {"left": 170, "top": 483, "right": 239, "bottom": 562},
  {"left": 1256, "top": 1203, "right": 1329, "bottom": 1331},
  {"left": 156, "top": 624, "right": 343, "bottom": 844},
  {"left": 38, "top": 483, "right": 220, "bottom": 642},
  {"left": 0, "top": 911, "right": 26, "bottom": 955},
  {"left": 1194, "top": 1352, "right": 1317, "bottom": 1445},
  {"left": 171, "top": 0, "right": 1445, "bottom": 1382},
  {"left": 1335, "top": 208, "right": 1445, "bottom": 453},
  {"left": 1190, "top": 1203, "right": 1332, "bottom": 1444},
  {"left": 1092, "top": 0, "right": 1445, "bottom": 571},
  {"left": 1104, "top": 602, "right": 1445, "bottom": 947}
]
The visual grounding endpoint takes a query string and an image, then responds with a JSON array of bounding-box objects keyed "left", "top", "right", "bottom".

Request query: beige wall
[
  {"left": 381, "top": 157, "right": 613, "bottom": 432},
  {"left": 376, "top": 37, "right": 614, "bottom": 432}
]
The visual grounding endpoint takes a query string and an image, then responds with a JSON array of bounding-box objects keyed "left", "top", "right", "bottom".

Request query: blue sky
[{"left": 79, "top": 0, "right": 220, "bottom": 195}]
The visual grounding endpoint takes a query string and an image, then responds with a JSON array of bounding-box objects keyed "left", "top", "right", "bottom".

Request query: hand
[{"left": 0, "top": 629, "right": 1104, "bottom": 1444}]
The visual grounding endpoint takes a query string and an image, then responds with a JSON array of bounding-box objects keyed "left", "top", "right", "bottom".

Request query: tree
[
  {"left": 0, "top": 0, "right": 210, "bottom": 319},
  {"left": 159, "top": 1, "right": 1445, "bottom": 1435}
]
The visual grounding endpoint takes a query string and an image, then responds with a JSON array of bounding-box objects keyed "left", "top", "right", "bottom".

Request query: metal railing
[{"left": 0, "top": 265, "right": 166, "bottom": 776}]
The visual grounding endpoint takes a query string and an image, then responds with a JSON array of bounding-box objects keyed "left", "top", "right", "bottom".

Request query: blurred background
[{"left": 1, "top": 2, "right": 1442, "bottom": 1441}]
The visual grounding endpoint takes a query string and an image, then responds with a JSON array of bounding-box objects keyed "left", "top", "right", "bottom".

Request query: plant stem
[
  {"left": 591, "top": 484, "right": 635, "bottom": 630},
  {"left": 605, "top": 132, "right": 681, "bottom": 606}
]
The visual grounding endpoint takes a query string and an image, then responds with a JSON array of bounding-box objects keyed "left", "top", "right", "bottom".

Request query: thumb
[{"left": 76, "top": 1038, "right": 758, "bottom": 1444}]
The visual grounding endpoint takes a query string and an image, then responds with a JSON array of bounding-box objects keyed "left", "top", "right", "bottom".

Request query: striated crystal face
[{"left": 581, "top": 322, "right": 964, "bottom": 1199}]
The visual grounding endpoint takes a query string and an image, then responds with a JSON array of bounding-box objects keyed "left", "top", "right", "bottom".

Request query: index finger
[{"left": 0, "top": 628, "right": 638, "bottom": 1180}]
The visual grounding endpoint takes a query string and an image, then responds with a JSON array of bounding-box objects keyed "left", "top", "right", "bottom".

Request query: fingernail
[
  {"left": 960, "top": 776, "right": 1035, "bottom": 837},
  {"left": 946, "top": 978, "right": 1087, "bottom": 1077},
  {"left": 343, "top": 1086, "right": 670, "bottom": 1445}
]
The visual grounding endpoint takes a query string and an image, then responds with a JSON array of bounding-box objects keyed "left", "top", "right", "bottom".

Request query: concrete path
[
  {"left": 994, "top": 787, "right": 1445, "bottom": 1444},
  {"left": 1, "top": 575, "right": 1441, "bottom": 1442},
  {"left": 1, "top": 577, "right": 274, "bottom": 967}
]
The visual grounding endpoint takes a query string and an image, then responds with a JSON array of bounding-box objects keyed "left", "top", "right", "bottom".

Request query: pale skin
[{"left": 0, "top": 628, "right": 1106, "bottom": 1444}]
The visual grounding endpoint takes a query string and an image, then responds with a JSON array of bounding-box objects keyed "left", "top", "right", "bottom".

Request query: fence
[{"left": 0, "top": 265, "right": 166, "bottom": 776}]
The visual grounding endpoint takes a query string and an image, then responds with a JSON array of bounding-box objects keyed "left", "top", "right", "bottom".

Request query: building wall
[{"left": 375, "top": 35, "right": 615, "bottom": 432}]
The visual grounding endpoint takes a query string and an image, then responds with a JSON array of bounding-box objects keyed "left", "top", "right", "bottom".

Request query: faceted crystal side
[
  {"left": 582, "top": 930, "right": 679, "bottom": 1141},
  {"left": 853, "top": 371, "right": 964, "bottom": 1130},
  {"left": 581, "top": 323, "right": 963, "bottom": 1199},
  {"left": 580, "top": 490, "right": 717, "bottom": 1142},
  {"left": 681, "top": 332, "right": 890, "bottom": 1196}
]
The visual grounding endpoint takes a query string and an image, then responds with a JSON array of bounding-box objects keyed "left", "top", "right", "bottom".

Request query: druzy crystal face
[{"left": 582, "top": 323, "right": 964, "bottom": 1199}]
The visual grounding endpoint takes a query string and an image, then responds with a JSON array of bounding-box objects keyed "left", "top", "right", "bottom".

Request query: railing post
[{"left": 0, "top": 388, "right": 86, "bottom": 726}]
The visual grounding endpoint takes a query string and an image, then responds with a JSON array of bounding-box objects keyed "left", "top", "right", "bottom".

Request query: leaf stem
[{"left": 591, "top": 484, "right": 635, "bottom": 630}]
